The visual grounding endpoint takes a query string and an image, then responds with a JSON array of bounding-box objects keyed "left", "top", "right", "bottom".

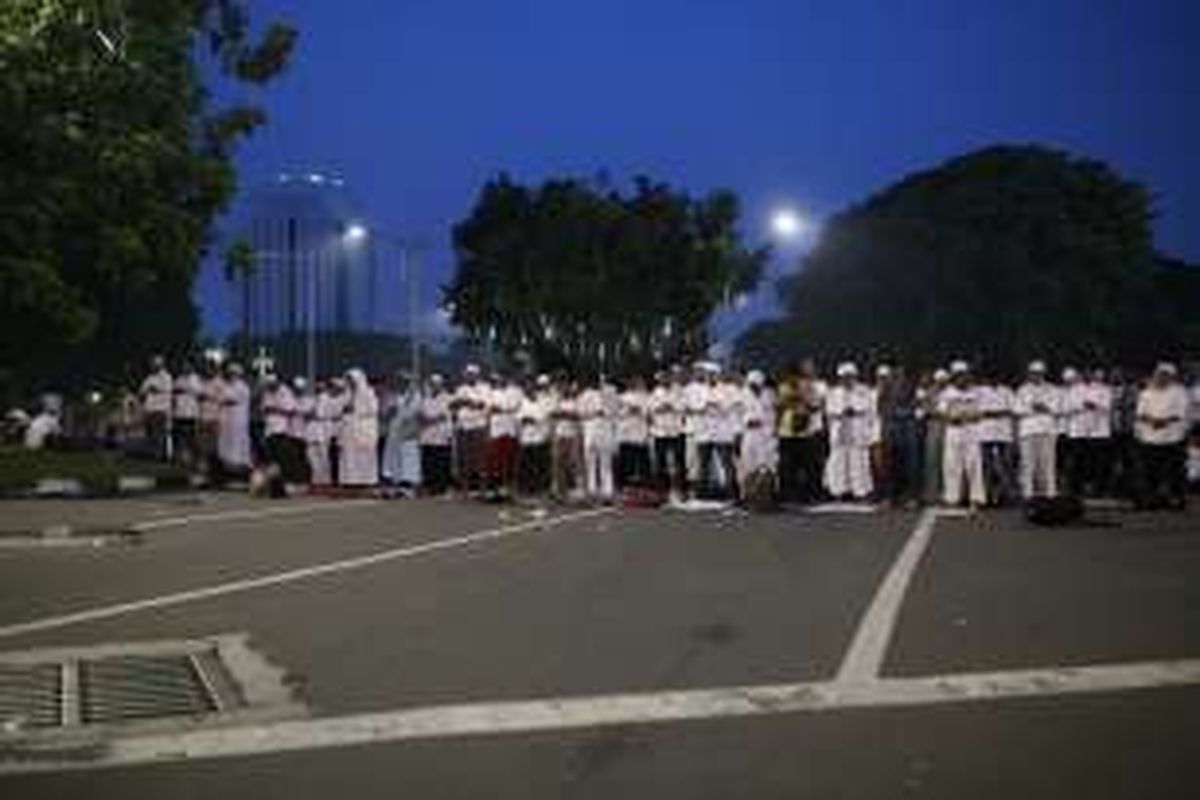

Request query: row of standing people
[{"left": 139, "top": 356, "right": 1198, "bottom": 509}]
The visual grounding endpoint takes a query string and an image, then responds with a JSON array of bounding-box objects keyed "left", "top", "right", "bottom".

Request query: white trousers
[
  {"left": 824, "top": 444, "right": 872, "bottom": 499},
  {"left": 307, "top": 440, "right": 330, "bottom": 486},
  {"left": 942, "top": 430, "right": 985, "bottom": 505},
  {"left": 583, "top": 437, "right": 615, "bottom": 498},
  {"left": 1019, "top": 434, "right": 1058, "bottom": 498}
]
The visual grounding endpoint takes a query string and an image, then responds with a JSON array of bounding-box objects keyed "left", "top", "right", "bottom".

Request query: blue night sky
[{"left": 197, "top": 0, "right": 1200, "bottom": 342}]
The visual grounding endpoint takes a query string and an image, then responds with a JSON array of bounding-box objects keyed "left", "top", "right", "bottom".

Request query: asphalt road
[{"left": 0, "top": 493, "right": 1197, "bottom": 798}]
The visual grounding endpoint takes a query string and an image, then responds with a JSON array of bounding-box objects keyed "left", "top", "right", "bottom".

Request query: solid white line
[
  {"left": 129, "top": 499, "right": 383, "bottom": 532},
  {"left": 4, "top": 658, "right": 1198, "bottom": 774},
  {"left": 0, "top": 507, "right": 613, "bottom": 642},
  {"left": 836, "top": 508, "right": 939, "bottom": 683}
]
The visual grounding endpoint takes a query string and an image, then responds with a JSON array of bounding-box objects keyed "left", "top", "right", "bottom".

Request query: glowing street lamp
[
  {"left": 343, "top": 223, "right": 369, "bottom": 244},
  {"left": 770, "top": 207, "right": 810, "bottom": 241}
]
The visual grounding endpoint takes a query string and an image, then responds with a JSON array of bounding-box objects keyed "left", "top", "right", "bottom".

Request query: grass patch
[{"left": 0, "top": 447, "right": 188, "bottom": 494}]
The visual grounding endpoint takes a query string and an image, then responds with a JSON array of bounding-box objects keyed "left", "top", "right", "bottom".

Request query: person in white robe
[
  {"left": 339, "top": 368, "right": 379, "bottom": 487},
  {"left": 381, "top": 373, "right": 423, "bottom": 491}
]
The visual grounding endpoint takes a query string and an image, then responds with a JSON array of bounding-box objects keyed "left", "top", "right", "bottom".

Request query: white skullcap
[
  {"left": 933, "top": 368, "right": 949, "bottom": 382},
  {"left": 1028, "top": 360, "right": 1047, "bottom": 373},
  {"left": 536, "top": 374, "right": 551, "bottom": 386},
  {"left": 746, "top": 370, "right": 765, "bottom": 386},
  {"left": 949, "top": 360, "right": 970, "bottom": 375},
  {"left": 429, "top": 373, "right": 444, "bottom": 384},
  {"left": 464, "top": 363, "right": 481, "bottom": 375},
  {"left": 875, "top": 364, "right": 892, "bottom": 378},
  {"left": 836, "top": 362, "right": 858, "bottom": 378},
  {"left": 1062, "top": 367, "right": 1080, "bottom": 382},
  {"left": 292, "top": 377, "right": 307, "bottom": 390},
  {"left": 1155, "top": 362, "right": 1178, "bottom": 376}
]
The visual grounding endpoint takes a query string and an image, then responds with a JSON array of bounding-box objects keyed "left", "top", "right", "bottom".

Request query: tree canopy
[
  {"left": 0, "top": 0, "right": 295, "bottom": 396},
  {"left": 446, "top": 174, "right": 767, "bottom": 376},
  {"left": 737, "top": 145, "right": 1199, "bottom": 374}
]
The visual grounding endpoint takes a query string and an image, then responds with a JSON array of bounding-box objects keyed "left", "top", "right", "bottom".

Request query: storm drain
[
  {"left": 0, "top": 664, "right": 62, "bottom": 730},
  {"left": 0, "top": 634, "right": 304, "bottom": 749}
]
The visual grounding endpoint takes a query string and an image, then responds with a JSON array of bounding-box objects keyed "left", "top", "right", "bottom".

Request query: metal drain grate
[
  {"left": 79, "top": 654, "right": 220, "bottom": 724},
  {"left": 0, "top": 664, "right": 62, "bottom": 730}
]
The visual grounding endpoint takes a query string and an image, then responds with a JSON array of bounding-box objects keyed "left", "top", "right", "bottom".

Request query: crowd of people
[{"left": 106, "top": 353, "right": 1200, "bottom": 512}]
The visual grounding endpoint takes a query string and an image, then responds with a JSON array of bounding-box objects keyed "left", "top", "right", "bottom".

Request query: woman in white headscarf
[{"left": 339, "top": 369, "right": 379, "bottom": 487}]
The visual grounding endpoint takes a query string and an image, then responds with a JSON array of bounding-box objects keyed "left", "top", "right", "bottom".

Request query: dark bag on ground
[{"left": 1024, "top": 495, "right": 1083, "bottom": 526}]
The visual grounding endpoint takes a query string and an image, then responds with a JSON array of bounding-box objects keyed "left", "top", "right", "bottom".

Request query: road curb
[{"left": 3, "top": 473, "right": 191, "bottom": 500}]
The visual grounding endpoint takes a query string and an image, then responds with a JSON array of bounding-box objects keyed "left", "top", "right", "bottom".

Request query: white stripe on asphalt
[
  {"left": 130, "top": 499, "right": 383, "bottom": 531},
  {"left": 0, "top": 507, "right": 613, "bottom": 641},
  {"left": 836, "top": 508, "right": 939, "bottom": 682},
  {"left": 4, "top": 658, "right": 1198, "bottom": 774}
]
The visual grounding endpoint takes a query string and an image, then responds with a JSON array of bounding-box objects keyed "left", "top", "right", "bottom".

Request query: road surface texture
[{"left": 0, "top": 493, "right": 1196, "bottom": 798}]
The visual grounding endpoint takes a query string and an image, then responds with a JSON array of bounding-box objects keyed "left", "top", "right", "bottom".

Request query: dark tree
[
  {"left": 446, "top": 174, "right": 766, "bottom": 376},
  {"left": 0, "top": 1, "right": 296, "bottom": 395},
  {"left": 738, "top": 145, "right": 1196, "bottom": 372}
]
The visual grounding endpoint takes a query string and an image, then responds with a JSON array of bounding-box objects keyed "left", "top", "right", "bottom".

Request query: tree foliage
[
  {"left": 737, "top": 145, "right": 1198, "bottom": 373},
  {"left": 0, "top": 0, "right": 296, "bottom": 394},
  {"left": 446, "top": 174, "right": 767, "bottom": 376}
]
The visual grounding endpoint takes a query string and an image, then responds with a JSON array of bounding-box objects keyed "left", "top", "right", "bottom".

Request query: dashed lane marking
[{"left": 0, "top": 507, "right": 614, "bottom": 642}]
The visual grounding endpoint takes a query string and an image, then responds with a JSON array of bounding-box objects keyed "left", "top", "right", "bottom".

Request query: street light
[
  {"left": 343, "top": 223, "right": 368, "bottom": 244},
  {"left": 770, "top": 207, "right": 810, "bottom": 241}
]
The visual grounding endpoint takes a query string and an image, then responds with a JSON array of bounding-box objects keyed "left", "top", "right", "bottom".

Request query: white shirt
[
  {"left": 24, "top": 412, "right": 60, "bottom": 449},
  {"left": 292, "top": 393, "right": 314, "bottom": 439},
  {"left": 419, "top": 392, "right": 453, "bottom": 446},
  {"left": 938, "top": 385, "right": 982, "bottom": 441},
  {"left": 1135, "top": 384, "right": 1190, "bottom": 445},
  {"left": 682, "top": 380, "right": 707, "bottom": 437},
  {"left": 173, "top": 372, "right": 201, "bottom": 420},
  {"left": 489, "top": 385, "right": 524, "bottom": 438},
  {"left": 650, "top": 385, "right": 684, "bottom": 439},
  {"left": 1014, "top": 382, "right": 1061, "bottom": 438},
  {"left": 553, "top": 397, "right": 581, "bottom": 439},
  {"left": 577, "top": 388, "right": 615, "bottom": 443},
  {"left": 711, "top": 383, "right": 744, "bottom": 444},
  {"left": 825, "top": 383, "right": 875, "bottom": 447},
  {"left": 263, "top": 385, "right": 295, "bottom": 437},
  {"left": 518, "top": 394, "right": 553, "bottom": 445},
  {"left": 1065, "top": 381, "right": 1113, "bottom": 439},
  {"left": 618, "top": 389, "right": 651, "bottom": 444},
  {"left": 309, "top": 391, "right": 339, "bottom": 443},
  {"left": 199, "top": 376, "right": 225, "bottom": 423},
  {"left": 141, "top": 369, "right": 173, "bottom": 415},
  {"left": 454, "top": 382, "right": 490, "bottom": 431},
  {"left": 975, "top": 384, "right": 1015, "bottom": 443}
]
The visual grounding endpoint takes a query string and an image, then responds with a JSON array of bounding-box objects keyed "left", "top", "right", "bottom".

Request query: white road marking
[
  {"left": 130, "top": 499, "right": 383, "bottom": 531},
  {"left": 0, "top": 507, "right": 613, "bottom": 642},
  {"left": 836, "top": 508, "right": 939, "bottom": 682},
  {"left": 3, "top": 658, "right": 1198, "bottom": 774}
]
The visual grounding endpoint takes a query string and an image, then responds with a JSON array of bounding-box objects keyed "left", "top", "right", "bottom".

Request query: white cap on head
[
  {"left": 464, "top": 363, "right": 481, "bottom": 376},
  {"left": 1028, "top": 360, "right": 1047, "bottom": 374},
  {"left": 430, "top": 373, "right": 444, "bottom": 385},
  {"left": 933, "top": 368, "right": 949, "bottom": 382},
  {"left": 949, "top": 360, "right": 970, "bottom": 375},
  {"left": 875, "top": 364, "right": 892, "bottom": 379},
  {"left": 292, "top": 377, "right": 307, "bottom": 391},
  {"left": 746, "top": 369, "right": 765, "bottom": 386},
  {"left": 536, "top": 374, "right": 551, "bottom": 387},
  {"left": 1154, "top": 361, "right": 1178, "bottom": 377},
  {"left": 702, "top": 361, "right": 721, "bottom": 375},
  {"left": 1062, "top": 367, "right": 1080, "bottom": 382},
  {"left": 836, "top": 362, "right": 858, "bottom": 378}
]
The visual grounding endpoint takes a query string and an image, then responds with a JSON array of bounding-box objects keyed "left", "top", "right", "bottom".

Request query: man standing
[
  {"left": 140, "top": 355, "right": 173, "bottom": 460},
  {"left": 418, "top": 374, "right": 453, "bottom": 495},
  {"left": 486, "top": 374, "right": 523, "bottom": 498},
  {"left": 617, "top": 376, "right": 653, "bottom": 490},
  {"left": 517, "top": 375, "right": 554, "bottom": 498},
  {"left": 650, "top": 370, "right": 686, "bottom": 500},
  {"left": 939, "top": 361, "right": 986, "bottom": 509},
  {"left": 289, "top": 378, "right": 313, "bottom": 490},
  {"left": 740, "top": 370, "right": 777, "bottom": 493},
  {"left": 1059, "top": 368, "right": 1086, "bottom": 495},
  {"left": 451, "top": 365, "right": 490, "bottom": 493},
  {"left": 918, "top": 369, "right": 950, "bottom": 504},
  {"left": 260, "top": 374, "right": 295, "bottom": 486},
  {"left": 877, "top": 364, "right": 920, "bottom": 507},
  {"left": 1134, "top": 363, "right": 1189, "bottom": 510},
  {"left": 382, "top": 373, "right": 423, "bottom": 493},
  {"left": 172, "top": 361, "right": 202, "bottom": 468},
  {"left": 1014, "top": 360, "right": 1060, "bottom": 499},
  {"left": 578, "top": 377, "right": 617, "bottom": 502},
  {"left": 218, "top": 363, "right": 251, "bottom": 478},
  {"left": 824, "top": 362, "right": 874, "bottom": 501},
  {"left": 197, "top": 359, "right": 226, "bottom": 481},
  {"left": 977, "top": 372, "right": 1018, "bottom": 506},
  {"left": 1076, "top": 368, "right": 1115, "bottom": 496}
]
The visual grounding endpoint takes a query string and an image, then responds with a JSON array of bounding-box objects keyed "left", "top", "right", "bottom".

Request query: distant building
[{"left": 234, "top": 172, "right": 375, "bottom": 340}]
